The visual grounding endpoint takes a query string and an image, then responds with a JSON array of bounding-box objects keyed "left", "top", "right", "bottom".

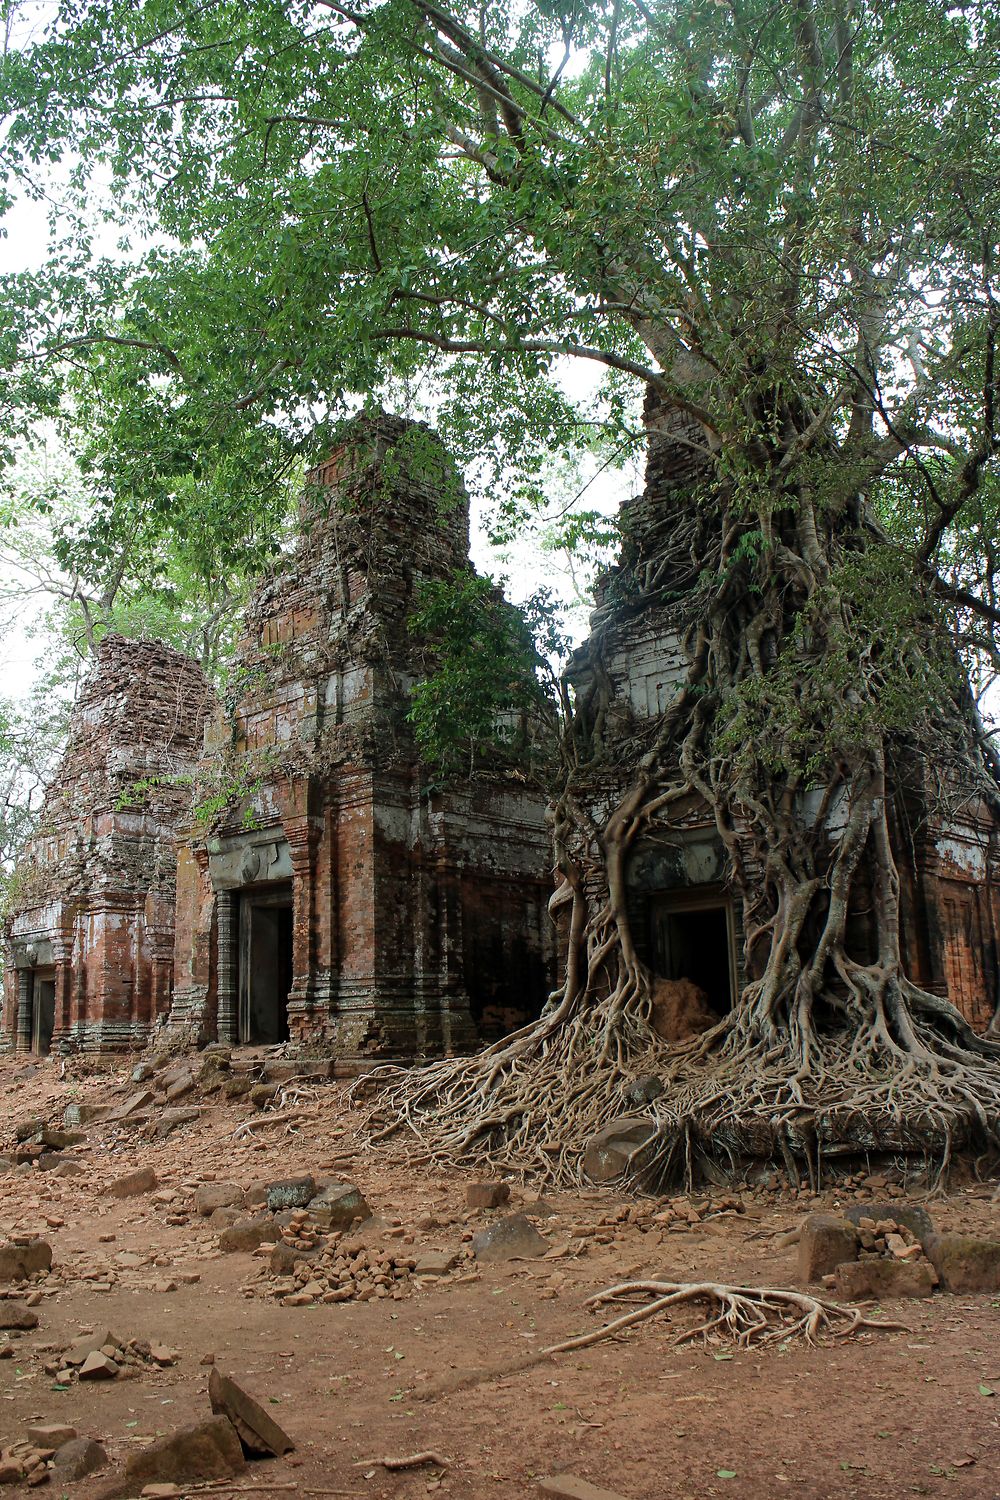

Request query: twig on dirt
[
  {"left": 188, "top": 1485, "right": 300, "bottom": 1494},
  {"left": 540, "top": 1280, "right": 908, "bottom": 1355},
  {"left": 356, "top": 1451, "right": 451, "bottom": 1471}
]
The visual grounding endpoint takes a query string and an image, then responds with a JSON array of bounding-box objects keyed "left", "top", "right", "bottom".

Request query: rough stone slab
[
  {"left": 106, "top": 1090, "right": 155, "bottom": 1123},
  {"left": 833, "top": 1258, "right": 935, "bottom": 1300},
  {"left": 582, "top": 1117, "right": 658, "bottom": 1185},
  {"left": 466, "top": 1182, "right": 511, "bottom": 1210},
  {"left": 52, "top": 1438, "right": 108, "bottom": 1480},
  {"left": 0, "top": 1239, "right": 51, "bottom": 1282},
  {"left": 472, "top": 1213, "right": 549, "bottom": 1261},
  {"left": 266, "top": 1175, "right": 316, "bottom": 1212},
  {"left": 537, "top": 1475, "right": 632, "bottom": 1500},
  {"left": 27, "top": 1424, "right": 77, "bottom": 1448},
  {"left": 307, "top": 1181, "right": 370, "bottom": 1229},
  {"left": 413, "top": 1252, "right": 458, "bottom": 1276},
  {"left": 79, "top": 1351, "right": 119, "bottom": 1379},
  {"left": 797, "top": 1214, "right": 859, "bottom": 1283},
  {"left": 64, "top": 1102, "right": 110, "bottom": 1127},
  {"left": 194, "top": 1182, "right": 245, "bottom": 1217},
  {"left": 0, "top": 1303, "right": 39, "bottom": 1330},
  {"left": 219, "top": 1217, "right": 282, "bottom": 1254},
  {"left": 208, "top": 1368, "right": 295, "bottom": 1456},
  {"left": 925, "top": 1232, "right": 1000, "bottom": 1293},
  {"left": 110, "top": 1417, "right": 245, "bottom": 1495},
  {"left": 262, "top": 1060, "right": 335, "bottom": 1083},
  {"left": 109, "top": 1166, "right": 158, "bottom": 1198}
]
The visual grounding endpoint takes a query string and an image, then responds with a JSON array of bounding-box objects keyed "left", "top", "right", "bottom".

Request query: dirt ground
[{"left": 1, "top": 1053, "right": 999, "bottom": 1500}]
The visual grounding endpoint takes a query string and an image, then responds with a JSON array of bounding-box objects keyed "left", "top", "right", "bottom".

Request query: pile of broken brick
[
  {"left": 42, "top": 1326, "right": 178, "bottom": 1386},
  {"left": 797, "top": 1200, "right": 1000, "bottom": 1297}
]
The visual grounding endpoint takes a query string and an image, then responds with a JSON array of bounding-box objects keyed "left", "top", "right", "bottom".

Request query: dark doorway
[
  {"left": 31, "top": 973, "right": 56, "bottom": 1055},
  {"left": 650, "top": 897, "right": 734, "bottom": 1017},
  {"left": 238, "top": 886, "right": 294, "bottom": 1044}
]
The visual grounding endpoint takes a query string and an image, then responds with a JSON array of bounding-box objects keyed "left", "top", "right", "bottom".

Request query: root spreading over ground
[{"left": 541, "top": 1280, "right": 907, "bottom": 1355}]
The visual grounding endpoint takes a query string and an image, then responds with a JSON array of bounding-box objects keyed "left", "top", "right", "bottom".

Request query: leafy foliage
[{"left": 407, "top": 570, "right": 562, "bottom": 778}]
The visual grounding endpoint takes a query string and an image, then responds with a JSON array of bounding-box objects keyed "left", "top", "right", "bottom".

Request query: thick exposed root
[
  {"left": 353, "top": 992, "right": 1000, "bottom": 1186},
  {"left": 541, "top": 1280, "right": 907, "bottom": 1355}
]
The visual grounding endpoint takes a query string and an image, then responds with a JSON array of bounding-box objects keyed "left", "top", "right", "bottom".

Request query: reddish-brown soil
[{"left": 1, "top": 1054, "right": 998, "bottom": 1500}]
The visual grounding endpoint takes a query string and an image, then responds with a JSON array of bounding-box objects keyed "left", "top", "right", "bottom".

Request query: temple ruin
[
  {"left": 2, "top": 636, "right": 213, "bottom": 1052},
  {"left": 167, "top": 413, "right": 554, "bottom": 1059},
  {"left": 5, "top": 408, "right": 999, "bottom": 1060}
]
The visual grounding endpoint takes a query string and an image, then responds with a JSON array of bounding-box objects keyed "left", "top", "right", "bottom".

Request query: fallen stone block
[
  {"left": 266, "top": 1175, "right": 316, "bottom": 1212},
  {"left": 40, "top": 1127, "right": 83, "bottom": 1150},
  {"left": 466, "top": 1182, "right": 511, "bottom": 1210},
  {"left": 64, "top": 1329, "right": 123, "bottom": 1365},
  {"left": 109, "top": 1166, "right": 158, "bottom": 1198},
  {"left": 113, "top": 1417, "right": 245, "bottom": 1493},
  {"left": 52, "top": 1437, "right": 108, "bottom": 1481},
  {"left": 153, "top": 1108, "right": 201, "bottom": 1138},
  {"left": 0, "top": 1304, "right": 39, "bottom": 1330},
  {"left": 165, "top": 1072, "right": 196, "bottom": 1104},
  {"left": 269, "top": 1242, "right": 318, "bottom": 1276},
  {"left": 194, "top": 1182, "right": 245, "bottom": 1216},
  {"left": 582, "top": 1116, "right": 659, "bottom": 1186},
  {"left": 538, "top": 1475, "right": 632, "bottom": 1500},
  {"left": 79, "top": 1351, "right": 120, "bottom": 1380},
  {"left": 307, "top": 1181, "right": 370, "bottom": 1229},
  {"left": 64, "top": 1102, "right": 110, "bottom": 1127},
  {"left": 262, "top": 1059, "right": 334, "bottom": 1083},
  {"left": 925, "top": 1232, "right": 1000, "bottom": 1293},
  {"left": 249, "top": 1084, "right": 280, "bottom": 1109},
  {"left": 833, "top": 1258, "right": 935, "bottom": 1300},
  {"left": 413, "top": 1252, "right": 459, "bottom": 1277},
  {"left": 625, "top": 1074, "right": 665, "bottom": 1107},
  {"left": 106, "top": 1089, "right": 156, "bottom": 1123},
  {"left": 27, "top": 1424, "right": 77, "bottom": 1449},
  {"left": 208, "top": 1368, "right": 295, "bottom": 1457},
  {"left": 0, "top": 1239, "right": 52, "bottom": 1282},
  {"left": 219, "top": 1217, "right": 282, "bottom": 1254},
  {"left": 472, "top": 1213, "right": 549, "bottom": 1262},
  {"left": 797, "top": 1213, "right": 859, "bottom": 1283}
]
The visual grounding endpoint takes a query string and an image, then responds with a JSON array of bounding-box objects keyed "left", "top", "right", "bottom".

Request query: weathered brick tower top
[
  {"left": 31, "top": 634, "right": 212, "bottom": 859},
  {"left": 215, "top": 409, "right": 472, "bottom": 778},
  {"left": 3, "top": 636, "right": 214, "bottom": 1052}
]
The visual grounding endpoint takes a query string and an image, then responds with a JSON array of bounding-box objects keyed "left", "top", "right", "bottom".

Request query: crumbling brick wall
[{"left": 3, "top": 636, "right": 214, "bottom": 1052}]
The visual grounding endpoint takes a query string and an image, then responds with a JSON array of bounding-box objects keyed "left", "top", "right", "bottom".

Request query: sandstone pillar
[
  {"left": 15, "top": 969, "right": 32, "bottom": 1053},
  {"left": 216, "top": 890, "right": 238, "bottom": 1043}
]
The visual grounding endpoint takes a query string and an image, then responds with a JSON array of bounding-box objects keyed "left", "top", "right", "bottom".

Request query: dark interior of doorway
[
  {"left": 649, "top": 899, "right": 733, "bottom": 1017},
  {"left": 239, "top": 886, "right": 293, "bottom": 1045},
  {"left": 31, "top": 973, "right": 56, "bottom": 1055}
]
